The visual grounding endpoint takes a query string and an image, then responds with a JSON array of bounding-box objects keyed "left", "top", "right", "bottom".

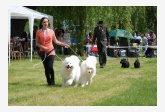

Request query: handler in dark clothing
[{"left": 92, "top": 20, "right": 110, "bottom": 68}]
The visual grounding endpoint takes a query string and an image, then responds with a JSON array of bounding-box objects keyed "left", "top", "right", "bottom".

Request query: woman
[{"left": 36, "top": 17, "right": 69, "bottom": 86}]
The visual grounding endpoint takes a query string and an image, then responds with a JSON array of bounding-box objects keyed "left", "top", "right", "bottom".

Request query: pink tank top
[{"left": 36, "top": 29, "right": 56, "bottom": 56}]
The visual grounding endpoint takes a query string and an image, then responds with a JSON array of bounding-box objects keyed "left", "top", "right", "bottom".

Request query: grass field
[{"left": 8, "top": 55, "right": 157, "bottom": 106}]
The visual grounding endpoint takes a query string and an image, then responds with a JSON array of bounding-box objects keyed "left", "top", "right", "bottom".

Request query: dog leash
[
  {"left": 69, "top": 47, "right": 84, "bottom": 62},
  {"left": 33, "top": 46, "right": 84, "bottom": 68},
  {"left": 55, "top": 54, "right": 63, "bottom": 61},
  {"left": 33, "top": 49, "right": 54, "bottom": 68},
  {"left": 55, "top": 46, "right": 84, "bottom": 62},
  {"left": 33, "top": 53, "right": 46, "bottom": 68}
]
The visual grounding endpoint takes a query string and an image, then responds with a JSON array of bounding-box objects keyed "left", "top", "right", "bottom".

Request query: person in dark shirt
[
  {"left": 92, "top": 20, "right": 110, "bottom": 68},
  {"left": 20, "top": 31, "right": 28, "bottom": 51}
]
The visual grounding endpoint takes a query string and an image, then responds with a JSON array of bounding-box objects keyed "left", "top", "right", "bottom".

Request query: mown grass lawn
[{"left": 8, "top": 56, "right": 157, "bottom": 106}]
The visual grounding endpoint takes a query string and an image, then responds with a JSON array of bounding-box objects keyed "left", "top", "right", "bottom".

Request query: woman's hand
[{"left": 64, "top": 44, "right": 70, "bottom": 48}]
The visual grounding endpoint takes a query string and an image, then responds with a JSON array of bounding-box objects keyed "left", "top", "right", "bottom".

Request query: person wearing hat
[{"left": 92, "top": 20, "right": 110, "bottom": 68}]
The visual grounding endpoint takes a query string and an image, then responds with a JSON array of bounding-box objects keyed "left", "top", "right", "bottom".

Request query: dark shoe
[
  {"left": 47, "top": 80, "right": 51, "bottom": 86},
  {"left": 51, "top": 82, "right": 55, "bottom": 86},
  {"left": 47, "top": 83, "right": 51, "bottom": 86},
  {"left": 100, "top": 65, "right": 104, "bottom": 68}
]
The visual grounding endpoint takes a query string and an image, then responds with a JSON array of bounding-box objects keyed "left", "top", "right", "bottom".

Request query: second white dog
[
  {"left": 60, "top": 55, "right": 81, "bottom": 87},
  {"left": 80, "top": 56, "right": 97, "bottom": 87}
]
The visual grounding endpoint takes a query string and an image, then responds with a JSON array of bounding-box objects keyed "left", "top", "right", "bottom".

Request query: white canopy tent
[{"left": 8, "top": 6, "right": 53, "bottom": 63}]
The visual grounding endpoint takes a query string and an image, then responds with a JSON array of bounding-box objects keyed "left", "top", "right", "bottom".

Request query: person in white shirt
[
  {"left": 134, "top": 31, "right": 142, "bottom": 56},
  {"left": 57, "top": 30, "right": 64, "bottom": 55},
  {"left": 142, "top": 33, "right": 149, "bottom": 57},
  {"left": 63, "top": 28, "right": 71, "bottom": 55}
]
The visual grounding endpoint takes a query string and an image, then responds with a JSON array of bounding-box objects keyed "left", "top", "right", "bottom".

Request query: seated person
[
  {"left": 11, "top": 36, "right": 21, "bottom": 51},
  {"left": 145, "top": 39, "right": 156, "bottom": 57},
  {"left": 20, "top": 31, "right": 28, "bottom": 51},
  {"left": 142, "top": 33, "right": 149, "bottom": 57},
  {"left": 133, "top": 31, "right": 142, "bottom": 55},
  {"left": 134, "top": 31, "right": 142, "bottom": 46},
  {"left": 145, "top": 47, "right": 155, "bottom": 57}
]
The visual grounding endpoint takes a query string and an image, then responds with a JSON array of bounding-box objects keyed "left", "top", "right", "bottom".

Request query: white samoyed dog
[
  {"left": 80, "top": 56, "right": 97, "bottom": 87},
  {"left": 60, "top": 55, "right": 81, "bottom": 87}
]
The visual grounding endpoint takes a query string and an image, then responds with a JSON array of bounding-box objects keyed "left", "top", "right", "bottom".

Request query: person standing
[
  {"left": 134, "top": 31, "right": 142, "bottom": 56},
  {"left": 57, "top": 30, "right": 64, "bottom": 55},
  {"left": 36, "top": 17, "right": 69, "bottom": 86},
  {"left": 88, "top": 31, "right": 93, "bottom": 44},
  {"left": 142, "top": 33, "right": 148, "bottom": 57},
  {"left": 149, "top": 30, "right": 156, "bottom": 46},
  {"left": 92, "top": 20, "right": 110, "bottom": 68},
  {"left": 63, "top": 28, "right": 71, "bottom": 55}
]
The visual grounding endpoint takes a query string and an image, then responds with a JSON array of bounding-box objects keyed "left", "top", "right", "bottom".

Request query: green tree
[{"left": 33, "top": 6, "right": 157, "bottom": 55}]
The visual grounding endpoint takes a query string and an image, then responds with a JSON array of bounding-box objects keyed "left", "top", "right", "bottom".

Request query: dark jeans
[
  {"left": 97, "top": 44, "right": 107, "bottom": 66},
  {"left": 41, "top": 55, "right": 55, "bottom": 85},
  {"left": 64, "top": 47, "right": 69, "bottom": 55},
  {"left": 58, "top": 46, "right": 63, "bottom": 55}
]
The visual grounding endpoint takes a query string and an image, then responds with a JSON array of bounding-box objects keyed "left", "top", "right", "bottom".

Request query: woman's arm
[{"left": 52, "top": 34, "right": 69, "bottom": 47}]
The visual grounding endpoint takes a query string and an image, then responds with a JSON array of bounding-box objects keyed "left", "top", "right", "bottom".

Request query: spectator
[
  {"left": 84, "top": 31, "right": 89, "bottom": 56},
  {"left": 84, "top": 31, "right": 93, "bottom": 56},
  {"left": 28, "top": 26, "right": 38, "bottom": 51},
  {"left": 63, "top": 28, "right": 71, "bottom": 55},
  {"left": 57, "top": 30, "right": 64, "bottom": 55},
  {"left": 20, "top": 31, "right": 28, "bottom": 51},
  {"left": 88, "top": 31, "right": 93, "bottom": 44},
  {"left": 148, "top": 30, "right": 156, "bottom": 46},
  {"left": 11, "top": 36, "right": 21, "bottom": 51},
  {"left": 134, "top": 31, "right": 142, "bottom": 55},
  {"left": 142, "top": 33, "right": 148, "bottom": 57}
]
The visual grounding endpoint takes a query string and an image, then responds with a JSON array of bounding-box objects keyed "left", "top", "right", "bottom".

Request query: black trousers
[
  {"left": 97, "top": 44, "right": 107, "bottom": 66},
  {"left": 64, "top": 47, "right": 69, "bottom": 55},
  {"left": 41, "top": 55, "right": 55, "bottom": 85}
]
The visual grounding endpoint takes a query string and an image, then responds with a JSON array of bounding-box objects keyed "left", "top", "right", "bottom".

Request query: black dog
[
  {"left": 120, "top": 58, "right": 130, "bottom": 68},
  {"left": 134, "top": 59, "right": 140, "bottom": 68}
]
